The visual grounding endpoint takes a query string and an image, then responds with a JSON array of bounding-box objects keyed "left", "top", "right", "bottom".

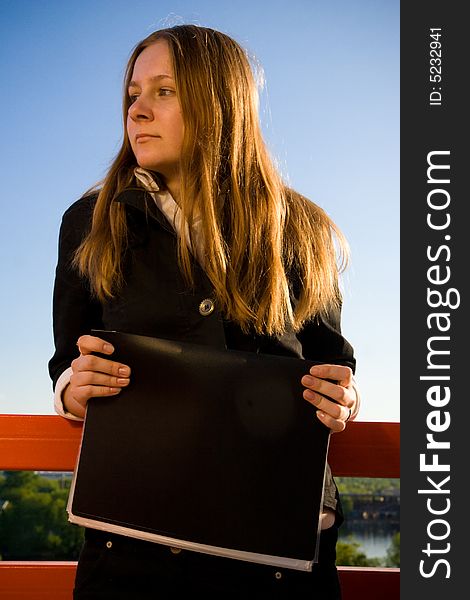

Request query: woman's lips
[{"left": 135, "top": 134, "right": 159, "bottom": 142}]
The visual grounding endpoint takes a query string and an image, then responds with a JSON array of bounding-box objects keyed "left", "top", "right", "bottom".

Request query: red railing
[{"left": 0, "top": 415, "right": 400, "bottom": 599}]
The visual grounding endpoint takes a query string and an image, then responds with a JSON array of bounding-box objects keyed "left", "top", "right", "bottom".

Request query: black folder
[{"left": 67, "top": 330, "right": 332, "bottom": 571}]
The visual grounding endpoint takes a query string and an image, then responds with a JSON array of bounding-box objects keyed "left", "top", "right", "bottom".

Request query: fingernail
[
  {"left": 119, "top": 366, "right": 130, "bottom": 376},
  {"left": 302, "top": 375, "right": 315, "bottom": 386},
  {"left": 103, "top": 343, "right": 114, "bottom": 353},
  {"left": 317, "top": 411, "right": 326, "bottom": 418},
  {"left": 117, "top": 378, "right": 130, "bottom": 385},
  {"left": 310, "top": 365, "right": 323, "bottom": 375}
]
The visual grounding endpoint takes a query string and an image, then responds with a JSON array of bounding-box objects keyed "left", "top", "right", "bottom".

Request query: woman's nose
[{"left": 128, "top": 97, "right": 153, "bottom": 121}]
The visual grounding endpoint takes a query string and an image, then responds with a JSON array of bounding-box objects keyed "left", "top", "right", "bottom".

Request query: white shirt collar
[{"left": 134, "top": 167, "right": 205, "bottom": 266}]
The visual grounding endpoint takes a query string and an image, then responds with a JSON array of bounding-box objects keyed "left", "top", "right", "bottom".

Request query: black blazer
[{"left": 48, "top": 188, "right": 355, "bottom": 388}]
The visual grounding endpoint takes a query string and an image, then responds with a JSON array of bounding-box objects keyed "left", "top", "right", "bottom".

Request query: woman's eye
[{"left": 128, "top": 89, "right": 174, "bottom": 103}]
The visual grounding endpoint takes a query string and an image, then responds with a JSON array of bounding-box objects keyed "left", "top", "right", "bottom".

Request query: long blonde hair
[{"left": 75, "top": 24, "right": 349, "bottom": 335}]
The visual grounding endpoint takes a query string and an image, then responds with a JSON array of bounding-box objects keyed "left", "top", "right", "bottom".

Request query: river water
[{"left": 338, "top": 522, "right": 399, "bottom": 560}]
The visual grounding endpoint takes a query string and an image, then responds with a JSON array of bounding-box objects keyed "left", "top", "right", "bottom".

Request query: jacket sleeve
[
  {"left": 48, "top": 195, "right": 103, "bottom": 390},
  {"left": 296, "top": 304, "right": 356, "bottom": 374}
]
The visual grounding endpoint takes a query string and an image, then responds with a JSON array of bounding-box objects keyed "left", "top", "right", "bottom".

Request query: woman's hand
[
  {"left": 62, "top": 335, "right": 131, "bottom": 418},
  {"left": 301, "top": 364, "right": 358, "bottom": 433}
]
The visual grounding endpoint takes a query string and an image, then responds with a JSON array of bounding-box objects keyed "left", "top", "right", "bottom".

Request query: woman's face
[{"left": 127, "top": 40, "right": 184, "bottom": 192}]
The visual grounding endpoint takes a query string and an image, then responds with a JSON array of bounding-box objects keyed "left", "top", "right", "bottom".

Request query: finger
[
  {"left": 309, "top": 364, "right": 353, "bottom": 387},
  {"left": 301, "top": 374, "right": 351, "bottom": 408},
  {"left": 303, "top": 388, "right": 345, "bottom": 419},
  {"left": 72, "top": 384, "right": 123, "bottom": 404},
  {"left": 71, "top": 354, "right": 131, "bottom": 378},
  {"left": 304, "top": 390, "right": 352, "bottom": 424},
  {"left": 72, "top": 371, "right": 131, "bottom": 389},
  {"left": 316, "top": 410, "right": 346, "bottom": 434},
  {"left": 77, "top": 335, "right": 115, "bottom": 356}
]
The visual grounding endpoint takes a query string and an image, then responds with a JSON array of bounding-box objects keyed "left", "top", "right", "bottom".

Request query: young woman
[{"left": 49, "top": 24, "right": 360, "bottom": 599}]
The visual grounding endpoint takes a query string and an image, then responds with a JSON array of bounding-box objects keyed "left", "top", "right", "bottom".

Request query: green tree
[
  {"left": 335, "top": 477, "right": 400, "bottom": 496},
  {"left": 385, "top": 532, "right": 400, "bottom": 567},
  {"left": 336, "top": 538, "right": 383, "bottom": 567},
  {"left": 0, "top": 471, "right": 84, "bottom": 560}
]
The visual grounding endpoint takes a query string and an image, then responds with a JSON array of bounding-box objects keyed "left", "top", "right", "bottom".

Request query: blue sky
[{"left": 0, "top": 0, "right": 399, "bottom": 422}]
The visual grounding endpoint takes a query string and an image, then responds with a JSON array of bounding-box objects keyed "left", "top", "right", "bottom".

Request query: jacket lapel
[{"left": 114, "top": 188, "right": 174, "bottom": 233}]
